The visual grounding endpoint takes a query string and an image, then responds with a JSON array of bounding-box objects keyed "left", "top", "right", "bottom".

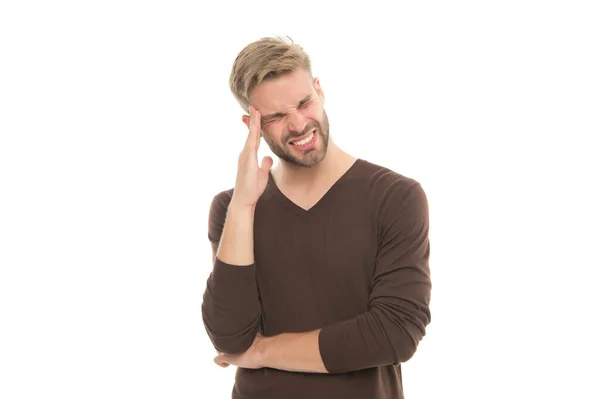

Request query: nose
[{"left": 286, "top": 109, "right": 307, "bottom": 134}]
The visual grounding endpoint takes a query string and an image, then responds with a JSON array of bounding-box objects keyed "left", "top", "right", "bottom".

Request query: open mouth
[{"left": 289, "top": 129, "right": 317, "bottom": 149}]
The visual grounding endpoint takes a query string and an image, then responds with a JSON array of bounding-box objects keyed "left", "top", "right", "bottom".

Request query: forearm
[
  {"left": 262, "top": 329, "right": 328, "bottom": 373},
  {"left": 216, "top": 201, "right": 256, "bottom": 266},
  {"left": 260, "top": 300, "right": 429, "bottom": 374}
]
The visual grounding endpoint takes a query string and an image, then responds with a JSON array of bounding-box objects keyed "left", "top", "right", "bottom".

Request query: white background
[{"left": 1, "top": 1, "right": 599, "bottom": 398}]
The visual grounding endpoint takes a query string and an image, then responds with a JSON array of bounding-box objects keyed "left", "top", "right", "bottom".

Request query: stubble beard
[{"left": 263, "top": 110, "right": 330, "bottom": 168}]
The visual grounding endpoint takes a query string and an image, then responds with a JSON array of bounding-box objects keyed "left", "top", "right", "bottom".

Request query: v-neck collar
[{"left": 265, "top": 159, "right": 363, "bottom": 221}]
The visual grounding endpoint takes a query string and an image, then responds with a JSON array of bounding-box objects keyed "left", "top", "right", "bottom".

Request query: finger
[
  {"left": 260, "top": 156, "right": 273, "bottom": 173},
  {"left": 253, "top": 108, "right": 262, "bottom": 149},
  {"left": 216, "top": 360, "right": 229, "bottom": 368},
  {"left": 243, "top": 105, "right": 260, "bottom": 151},
  {"left": 214, "top": 355, "right": 230, "bottom": 368}
]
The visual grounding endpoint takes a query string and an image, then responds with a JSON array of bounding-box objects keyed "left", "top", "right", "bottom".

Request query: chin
[{"left": 291, "top": 149, "right": 327, "bottom": 168}]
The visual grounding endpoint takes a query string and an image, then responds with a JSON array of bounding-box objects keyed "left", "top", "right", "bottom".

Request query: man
[{"left": 201, "top": 36, "right": 431, "bottom": 399}]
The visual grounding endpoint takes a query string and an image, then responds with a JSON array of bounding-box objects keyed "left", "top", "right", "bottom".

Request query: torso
[{"left": 210, "top": 157, "right": 423, "bottom": 399}]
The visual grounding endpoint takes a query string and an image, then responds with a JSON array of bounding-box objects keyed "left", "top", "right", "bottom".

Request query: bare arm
[
  {"left": 216, "top": 104, "right": 273, "bottom": 266},
  {"left": 262, "top": 329, "right": 327, "bottom": 373},
  {"left": 216, "top": 201, "right": 256, "bottom": 266}
]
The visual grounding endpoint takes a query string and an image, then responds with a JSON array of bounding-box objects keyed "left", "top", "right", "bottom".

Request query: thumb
[{"left": 260, "top": 156, "right": 273, "bottom": 173}]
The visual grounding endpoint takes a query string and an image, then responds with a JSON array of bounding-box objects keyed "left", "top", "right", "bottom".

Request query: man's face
[{"left": 248, "top": 68, "right": 329, "bottom": 168}]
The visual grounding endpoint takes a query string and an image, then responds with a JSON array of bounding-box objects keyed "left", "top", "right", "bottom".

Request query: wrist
[
  {"left": 257, "top": 334, "right": 277, "bottom": 368},
  {"left": 228, "top": 198, "right": 256, "bottom": 215}
]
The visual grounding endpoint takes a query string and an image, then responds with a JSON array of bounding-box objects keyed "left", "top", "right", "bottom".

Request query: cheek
[
  {"left": 262, "top": 129, "right": 282, "bottom": 145},
  {"left": 307, "top": 105, "right": 324, "bottom": 123}
]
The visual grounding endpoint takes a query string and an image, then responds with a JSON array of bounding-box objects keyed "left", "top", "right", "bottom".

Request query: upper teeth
[{"left": 292, "top": 131, "right": 314, "bottom": 146}]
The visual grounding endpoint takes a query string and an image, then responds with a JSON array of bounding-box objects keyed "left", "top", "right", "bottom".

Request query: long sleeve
[
  {"left": 201, "top": 191, "right": 262, "bottom": 354},
  {"left": 318, "top": 182, "right": 432, "bottom": 374}
]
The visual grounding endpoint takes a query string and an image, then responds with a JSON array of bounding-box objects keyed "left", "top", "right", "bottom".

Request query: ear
[
  {"left": 241, "top": 114, "right": 250, "bottom": 129},
  {"left": 313, "top": 77, "right": 324, "bottom": 102},
  {"left": 242, "top": 114, "right": 263, "bottom": 136}
]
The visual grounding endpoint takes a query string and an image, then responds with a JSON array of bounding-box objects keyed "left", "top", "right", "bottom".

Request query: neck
[{"left": 272, "top": 139, "right": 356, "bottom": 189}]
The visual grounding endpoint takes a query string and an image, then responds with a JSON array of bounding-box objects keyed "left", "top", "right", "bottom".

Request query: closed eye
[
  {"left": 262, "top": 96, "right": 314, "bottom": 124},
  {"left": 263, "top": 115, "right": 283, "bottom": 124}
]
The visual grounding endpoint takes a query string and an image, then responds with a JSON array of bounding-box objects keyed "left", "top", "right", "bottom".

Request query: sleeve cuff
[
  {"left": 318, "top": 324, "right": 353, "bottom": 374},
  {"left": 210, "top": 257, "right": 256, "bottom": 289}
]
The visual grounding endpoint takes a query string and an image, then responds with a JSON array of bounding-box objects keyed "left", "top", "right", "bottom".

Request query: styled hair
[{"left": 229, "top": 36, "right": 313, "bottom": 111}]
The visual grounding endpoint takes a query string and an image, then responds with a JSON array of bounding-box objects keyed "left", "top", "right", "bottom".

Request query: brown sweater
[{"left": 202, "top": 159, "right": 431, "bottom": 399}]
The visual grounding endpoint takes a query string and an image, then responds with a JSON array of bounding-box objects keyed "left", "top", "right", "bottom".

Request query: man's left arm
[{"left": 258, "top": 182, "right": 432, "bottom": 374}]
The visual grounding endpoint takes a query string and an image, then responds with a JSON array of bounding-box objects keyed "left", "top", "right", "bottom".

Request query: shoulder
[
  {"left": 210, "top": 188, "right": 234, "bottom": 208},
  {"left": 355, "top": 159, "right": 427, "bottom": 203},
  {"left": 207, "top": 188, "right": 234, "bottom": 242},
  {"left": 208, "top": 188, "right": 234, "bottom": 221},
  {"left": 354, "top": 159, "right": 429, "bottom": 227}
]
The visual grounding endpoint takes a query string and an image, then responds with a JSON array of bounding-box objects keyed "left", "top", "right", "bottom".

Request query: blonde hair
[{"left": 229, "top": 36, "right": 313, "bottom": 111}]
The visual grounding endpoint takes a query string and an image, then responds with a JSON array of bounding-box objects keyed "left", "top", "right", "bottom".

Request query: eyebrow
[{"left": 262, "top": 94, "right": 313, "bottom": 120}]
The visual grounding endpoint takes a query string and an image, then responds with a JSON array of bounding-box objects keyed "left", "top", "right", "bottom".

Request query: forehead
[{"left": 249, "top": 69, "right": 315, "bottom": 113}]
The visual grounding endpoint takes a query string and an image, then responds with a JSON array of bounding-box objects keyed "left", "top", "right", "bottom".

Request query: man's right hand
[{"left": 231, "top": 105, "right": 274, "bottom": 208}]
